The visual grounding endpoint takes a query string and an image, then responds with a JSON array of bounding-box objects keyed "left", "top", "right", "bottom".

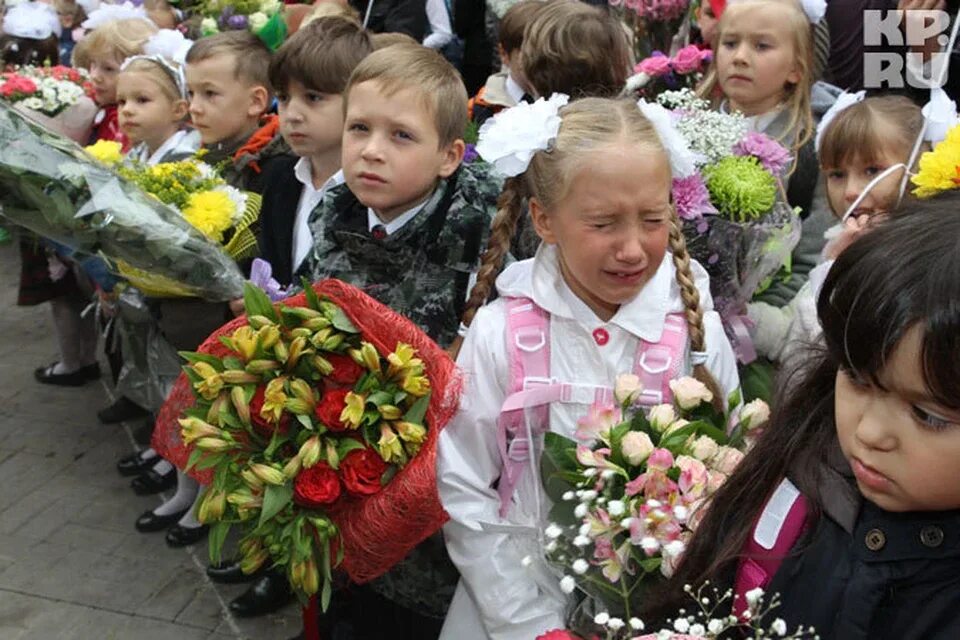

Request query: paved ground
[{"left": 0, "top": 241, "right": 302, "bottom": 640}]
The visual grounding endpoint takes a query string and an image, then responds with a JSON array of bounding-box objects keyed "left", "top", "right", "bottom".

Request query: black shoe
[
  {"left": 133, "top": 417, "right": 154, "bottom": 447},
  {"left": 135, "top": 507, "right": 187, "bottom": 533},
  {"left": 229, "top": 572, "right": 293, "bottom": 618},
  {"left": 98, "top": 396, "right": 148, "bottom": 424},
  {"left": 131, "top": 466, "right": 175, "bottom": 495},
  {"left": 117, "top": 450, "right": 159, "bottom": 477},
  {"left": 33, "top": 362, "right": 100, "bottom": 387},
  {"left": 166, "top": 523, "right": 209, "bottom": 547},
  {"left": 207, "top": 560, "right": 265, "bottom": 584}
]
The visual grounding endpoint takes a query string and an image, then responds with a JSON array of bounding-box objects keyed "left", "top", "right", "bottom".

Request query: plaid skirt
[{"left": 17, "top": 239, "right": 84, "bottom": 306}]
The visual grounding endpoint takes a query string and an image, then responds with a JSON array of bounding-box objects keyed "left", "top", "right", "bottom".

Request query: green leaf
[
  {"left": 264, "top": 431, "right": 287, "bottom": 459},
  {"left": 260, "top": 483, "right": 293, "bottom": 527},
  {"left": 658, "top": 423, "right": 698, "bottom": 451},
  {"left": 361, "top": 408, "right": 380, "bottom": 427},
  {"left": 336, "top": 438, "right": 366, "bottom": 459},
  {"left": 727, "top": 386, "right": 743, "bottom": 413},
  {"left": 180, "top": 351, "right": 224, "bottom": 370},
  {"left": 639, "top": 556, "right": 662, "bottom": 574},
  {"left": 296, "top": 413, "right": 314, "bottom": 430},
  {"left": 379, "top": 465, "right": 398, "bottom": 486},
  {"left": 222, "top": 356, "right": 243, "bottom": 371},
  {"left": 366, "top": 390, "right": 394, "bottom": 407},
  {"left": 219, "top": 336, "right": 236, "bottom": 352},
  {"left": 219, "top": 411, "right": 241, "bottom": 430},
  {"left": 324, "top": 302, "right": 359, "bottom": 334},
  {"left": 402, "top": 393, "right": 431, "bottom": 425},
  {"left": 244, "top": 281, "right": 278, "bottom": 322},
  {"left": 196, "top": 454, "right": 223, "bottom": 471},
  {"left": 208, "top": 521, "right": 231, "bottom": 565},
  {"left": 186, "top": 447, "right": 204, "bottom": 471},
  {"left": 302, "top": 277, "right": 321, "bottom": 310},
  {"left": 689, "top": 419, "right": 728, "bottom": 445},
  {"left": 541, "top": 432, "right": 579, "bottom": 512}
]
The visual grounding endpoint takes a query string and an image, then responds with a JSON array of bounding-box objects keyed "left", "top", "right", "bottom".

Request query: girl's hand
[
  {"left": 229, "top": 297, "right": 245, "bottom": 317},
  {"left": 98, "top": 290, "right": 118, "bottom": 318},
  {"left": 825, "top": 213, "right": 882, "bottom": 259}
]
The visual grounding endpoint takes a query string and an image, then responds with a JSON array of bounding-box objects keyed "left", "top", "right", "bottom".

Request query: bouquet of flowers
[
  {"left": 2, "top": 65, "right": 97, "bottom": 142},
  {"left": 0, "top": 101, "right": 246, "bottom": 301},
  {"left": 609, "top": 0, "right": 692, "bottom": 60},
  {"left": 540, "top": 373, "right": 769, "bottom": 637},
  {"left": 538, "top": 586, "right": 816, "bottom": 640},
  {"left": 654, "top": 90, "right": 801, "bottom": 363},
  {"left": 627, "top": 46, "right": 712, "bottom": 101},
  {"left": 85, "top": 140, "right": 261, "bottom": 297},
  {"left": 196, "top": 0, "right": 287, "bottom": 50},
  {"left": 152, "top": 279, "right": 461, "bottom": 610}
]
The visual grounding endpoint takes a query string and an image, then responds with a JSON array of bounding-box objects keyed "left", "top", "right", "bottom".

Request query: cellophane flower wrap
[
  {"left": 154, "top": 280, "right": 462, "bottom": 608},
  {"left": 85, "top": 141, "right": 261, "bottom": 297},
  {"left": 540, "top": 375, "right": 768, "bottom": 637},
  {"left": 659, "top": 90, "right": 802, "bottom": 363},
  {"left": 0, "top": 101, "right": 245, "bottom": 301},
  {"left": 608, "top": 0, "right": 692, "bottom": 60}
]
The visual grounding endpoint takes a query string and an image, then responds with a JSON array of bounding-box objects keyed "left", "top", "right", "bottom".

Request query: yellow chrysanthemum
[
  {"left": 85, "top": 139, "right": 123, "bottom": 166},
  {"left": 912, "top": 124, "right": 960, "bottom": 198},
  {"left": 182, "top": 190, "right": 235, "bottom": 242}
]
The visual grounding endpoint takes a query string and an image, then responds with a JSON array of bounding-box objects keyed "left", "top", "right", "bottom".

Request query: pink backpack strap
[
  {"left": 496, "top": 298, "right": 551, "bottom": 517},
  {"left": 733, "top": 478, "right": 810, "bottom": 619},
  {"left": 633, "top": 313, "right": 687, "bottom": 406}
]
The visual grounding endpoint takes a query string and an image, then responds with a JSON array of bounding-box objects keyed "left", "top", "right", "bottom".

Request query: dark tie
[{"left": 371, "top": 224, "right": 387, "bottom": 240}]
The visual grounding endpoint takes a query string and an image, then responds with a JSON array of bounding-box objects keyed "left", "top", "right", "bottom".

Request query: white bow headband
[{"left": 120, "top": 55, "right": 189, "bottom": 99}]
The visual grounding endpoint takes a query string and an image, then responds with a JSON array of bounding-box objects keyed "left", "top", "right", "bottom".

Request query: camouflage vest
[{"left": 299, "top": 163, "right": 501, "bottom": 349}]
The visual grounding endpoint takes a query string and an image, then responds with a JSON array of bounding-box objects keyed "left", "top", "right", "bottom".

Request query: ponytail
[
  {"left": 668, "top": 213, "right": 724, "bottom": 411},
  {"left": 447, "top": 176, "right": 527, "bottom": 360}
]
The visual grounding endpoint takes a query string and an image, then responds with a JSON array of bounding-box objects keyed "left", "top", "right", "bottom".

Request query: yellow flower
[
  {"left": 182, "top": 190, "right": 235, "bottom": 242},
  {"left": 387, "top": 343, "right": 423, "bottom": 377},
  {"left": 401, "top": 372, "right": 431, "bottom": 397},
  {"left": 378, "top": 424, "right": 405, "bottom": 464},
  {"left": 232, "top": 325, "right": 259, "bottom": 361},
  {"left": 395, "top": 421, "right": 426, "bottom": 445},
  {"left": 197, "top": 488, "right": 226, "bottom": 523},
  {"left": 340, "top": 392, "right": 365, "bottom": 428},
  {"left": 352, "top": 342, "right": 381, "bottom": 374},
  {"left": 912, "top": 124, "right": 960, "bottom": 198},
  {"left": 85, "top": 139, "right": 123, "bottom": 165},
  {"left": 261, "top": 377, "right": 287, "bottom": 424},
  {"left": 191, "top": 361, "right": 224, "bottom": 400},
  {"left": 179, "top": 417, "right": 222, "bottom": 444}
]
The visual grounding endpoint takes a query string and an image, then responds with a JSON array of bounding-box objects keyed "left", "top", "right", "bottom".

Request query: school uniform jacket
[
  {"left": 437, "top": 245, "right": 741, "bottom": 640},
  {"left": 255, "top": 155, "right": 301, "bottom": 286}
]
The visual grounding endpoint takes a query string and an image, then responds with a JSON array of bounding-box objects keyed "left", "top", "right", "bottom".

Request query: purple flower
[
  {"left": 733, "top": 132, "right": 792, "bottom": 176},
  {"left": 672, "top": 173, "right": 716, "bottom": 221},
  {"left": 463, "top": 143, "right": 478, "bottom": 164},
  {"left": 227, "top": 13, "right": 248, "bottom": 30}
]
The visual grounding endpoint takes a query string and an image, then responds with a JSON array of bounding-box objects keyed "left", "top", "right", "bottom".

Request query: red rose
[
  {"left": 314, "top": 389, "right": 350, "bottom": 432},
  {"left": 249, "top": 385, "right": 290, "bottom": 437},
  {"left": 536, "top": 631, "right": 583, "bottom": 640},
  {"left": 340, "top": 447, "right": 388, "bottom": 496},
  {"left": 326, "top": 353, "right": 365, "bottom": 386},
  {"left": 293, "top": 463, "right": 341, "bottom": 508}
]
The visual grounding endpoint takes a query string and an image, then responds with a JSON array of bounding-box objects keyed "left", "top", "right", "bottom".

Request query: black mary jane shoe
[
  {"left": 131, "top": 466, "right": 176, "bottom": 495},
  {"left": 135, "top": 507, "right": 188, "bottom": 533},
  {"left": 229, "top": 571, "right": 294, "bottom": 617},
  {"left": 33, "top": 362, "right": 101, "bottom": 387},
  {"left": 207, "top": 560, "right": 265, "bottom": 584},
  {"left": 117, "top": 450, "right": 159, "bottom": 477},
  {"left": 98, "top": 396, "right": 148, "bottom": 424},
  {"left": 165, "top": 523, "right": 209, "bottom": 548}
]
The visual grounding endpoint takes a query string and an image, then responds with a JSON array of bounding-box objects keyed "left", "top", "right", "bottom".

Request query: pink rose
[
  {"left": 621, "top": 431, "right": 654, "bottom": 466},
  {"left": 636, "top": 53, "right": 671, "bottom": 77},
  {"left": 706, "top": 470, "right": 728, "bottom": 495},
  {"left": 711, "top": 446, "right": 745, "bottom": 475},
  {"left": 672, "top": 44, "right": 707, "bottom": 74}
]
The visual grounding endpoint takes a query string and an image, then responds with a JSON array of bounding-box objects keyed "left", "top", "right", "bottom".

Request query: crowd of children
[{"left": 3, "top": 0, "right": 960, "bottom": 638}]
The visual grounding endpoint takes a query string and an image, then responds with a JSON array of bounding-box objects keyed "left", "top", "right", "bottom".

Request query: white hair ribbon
[
  {"left": 81, "top": 1, "right": 148, "bottom": 30},
  {"left": 637, "top": 99, "right": 697, "bottom": 179},
  {"left": 143, "top": 29, "right": 193, "bottom": 65},
  {"left": 815, "top": 90, "right": 865, "bottom": 154},
  {"left": 121, "top": 54, "right": 189, "bottom": 99},
  {"left": 2, "top": 2, "right": 62, "bottom": 40},
  {"left": 922, "top": 87, "right": 959, "bottom": 146},
  {"left": 475, "top": 93, "right": 569, "bottom": 178}
]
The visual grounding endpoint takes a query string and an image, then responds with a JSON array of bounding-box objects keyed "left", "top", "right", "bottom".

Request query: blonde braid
[
  {"left": 447, "top": 177, "right": 526, "bottom": 359},
  {"left": 668, "top": 214, "right": 724, "bottom": 410}
]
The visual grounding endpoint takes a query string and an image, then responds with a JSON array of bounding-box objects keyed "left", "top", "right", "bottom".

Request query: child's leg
[{"left": 49, "top": 293, "right": 97, "bottom": 372}]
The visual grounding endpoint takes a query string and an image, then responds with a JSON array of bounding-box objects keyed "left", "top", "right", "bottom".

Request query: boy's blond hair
[
  {"left": 185, "top": 31, "right": 272, "bottom": 90},
  {"left": 370, "top": 32, "right": 419, "bottom": 50},
  {"left": 72, "top": 18, "right": 157, "bottom": 67},
  {"left": 344, "top": 43, "right": 467, "bottom": 148}
]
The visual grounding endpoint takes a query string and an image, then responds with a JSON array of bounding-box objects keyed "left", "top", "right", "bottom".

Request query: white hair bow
[
  {"left": 815, "top": 90, "right": 865, "bottom": 153},
  {"left": 81, "top": 1, "right": 148, "bottom": 30},
  {"left": 637, "top": 99, "right": 697, "bottom": 179},
  {"left": 2, "top": 2, "right": 62, "bottom": 40},
  {"left": 476, "top": 93, "right": 570, "bottom": 178}
]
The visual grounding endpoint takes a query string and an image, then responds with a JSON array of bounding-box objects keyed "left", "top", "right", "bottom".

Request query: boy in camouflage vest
[{"left": 295, "top": 43, "right": 501, "bottom": 638}]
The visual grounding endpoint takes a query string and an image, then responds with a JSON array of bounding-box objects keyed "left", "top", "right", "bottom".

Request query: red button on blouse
[{"left": 592, "top": 328, "right": 610, "bottom": 346}]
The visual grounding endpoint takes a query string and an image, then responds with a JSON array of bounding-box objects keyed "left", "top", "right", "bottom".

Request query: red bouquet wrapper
[{"left": 152, "top": 279, "right": 462, "bottom": 583}]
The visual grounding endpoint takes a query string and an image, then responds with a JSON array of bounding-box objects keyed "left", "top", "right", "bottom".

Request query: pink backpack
[
  {"left": 732, "top": 478, "right": 811, "bottom": 619},
  {"left": 494, "top": 297, "right": 689, "bottom": 516}
]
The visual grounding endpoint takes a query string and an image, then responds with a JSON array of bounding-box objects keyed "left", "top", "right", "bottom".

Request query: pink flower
[
  {"left": 672, "top": 44, "right": 707, "bottom": 74},
  {"left": 676, "top": 455, "right": 709, "bottom": 499},
  {"left": 636, "top": 52, "right": 671, "bottom": 77},
  {"left": 711, "top": 446, "right": 745, "bottom": 475},
  {"left": 576, "top": 403, "right": 622, "bottom": 442},
  {"left": 576, "top": 445, "right": 616, "bottom": 470},
  {"left": 733, "top": 131, "right": 793, "bottom": 175},
  {"left": 672, "top": 174, "right": 717, "bottom": 221},
  {"left": 706, "top": 470, "right": 728, "bottom": 495},
  {"left": 647, "top": 448, "right": 675, "bottom": 471}
]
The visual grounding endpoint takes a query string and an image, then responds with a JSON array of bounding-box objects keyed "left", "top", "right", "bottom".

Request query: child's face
[
  {"left": 698, "top": 2, "right": 719, "bottom": 46},
  {"left": 835, "top": 325, "right": 960, "bottom": 512},
  {"left": 186, "top": 54, "right": 267, "bottom": 146},
  {"left": 117, "top": 71, "right": 187, "bottom": 152},
  {"left": 277, "top": 80, "right": 344, "bottom": 160},
  {"left": 530, "top": 143, "right": 672, "bottom": 322},
  {"left": 88, "top": 55, "right": 122, "bottom": 106},
  {"left": 824, "top": 146, "right": 905, "bottom": 220},
  {"left": 342, "top": 81, "right": 463, "bottom": 221},
  {"left": 715, "top": 5, "right": 801, "bottom": 116}
]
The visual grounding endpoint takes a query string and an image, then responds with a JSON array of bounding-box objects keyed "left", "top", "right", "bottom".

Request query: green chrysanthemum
[{"left": 703, "top": 156, "right": 777, "bottom": 222}]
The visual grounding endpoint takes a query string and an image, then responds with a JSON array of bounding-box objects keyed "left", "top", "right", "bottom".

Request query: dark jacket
[
  {"left": 256, "top": 155, "right": 302, "bottom": 286},
  {"left": 349, "top": 0, "right": 427, "bottom": 40},
  {"left": 204, "top": 115, "right": 293, "bottom": 196},
  {"left": 766, "top": 442, "right": 960, "bottom": 639}
]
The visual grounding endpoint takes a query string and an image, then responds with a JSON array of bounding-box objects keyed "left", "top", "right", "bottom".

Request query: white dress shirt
[
  {"left": 292, "top": 159, "right": 343, "bottom": 272},
  {"left": 423, "top": 0, "right": 454, "bottom": 49},
  {"left": 366, "top": 200, "right": 428, "bottom": 235}
]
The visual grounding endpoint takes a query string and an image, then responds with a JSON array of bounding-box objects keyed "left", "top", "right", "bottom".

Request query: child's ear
[
  {"left": 437, "top": 139, "right": 465, "bottom": 178},
  {"left": 786, "top": 62, "right": 802, "bottom": 86},
  {"left": 529, "top": 197, "right": 557, "bottom": 245},
  {"left": 247, "top": 85, "right": 270, "bottom": 118},
  {"left": 172, "top": 99, "right": 189, "bottom": 121}
]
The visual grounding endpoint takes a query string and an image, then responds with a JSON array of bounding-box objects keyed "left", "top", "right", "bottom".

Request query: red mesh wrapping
[{"left": 153, "top": 279, "right": 462, "bottom": 583}]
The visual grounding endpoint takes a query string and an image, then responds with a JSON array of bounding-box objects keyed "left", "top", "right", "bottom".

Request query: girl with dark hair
[{"left": 647, "top": 192, "right": 960, "bottom": 639}]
